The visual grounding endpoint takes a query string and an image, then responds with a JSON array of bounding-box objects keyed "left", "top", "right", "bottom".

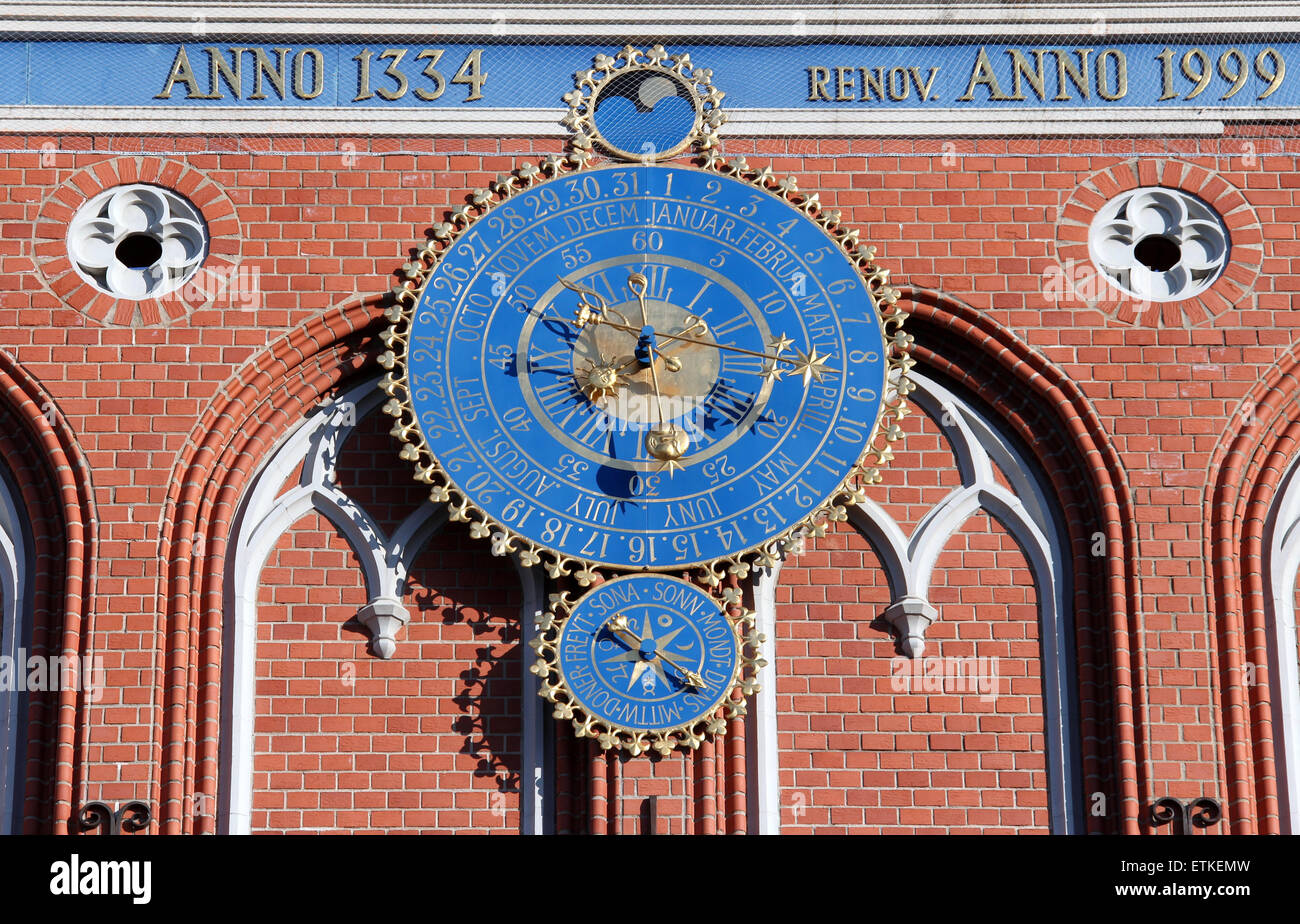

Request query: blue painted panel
[
  {"left": 3, "top": 39, "right": 1299, "bottom": 110},
  {"left": 0, "top": 43, "right": 25, "bottom": 105}
]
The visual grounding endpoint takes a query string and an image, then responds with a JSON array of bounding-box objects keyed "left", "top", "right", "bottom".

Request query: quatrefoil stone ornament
[
  {"left": 67, "top": 184, "right": 208, "bottom": 299},
  {"left": 1088, "top": 186, "right": 1229, "bottom": 302}
]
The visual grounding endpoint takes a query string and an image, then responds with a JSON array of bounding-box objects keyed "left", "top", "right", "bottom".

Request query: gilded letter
[
  {"left": 250, "top": 47, "right": 290, "bottom": 100},
  {"left": 155, "top": 45, "right": 204, "bottom": 99},
  {"left": 862, "top": 66, "right": 886, "bottom": 101},
  {"left": 1055, "top": 49, "right": 1092, "bottom": 100},
  {"left": 887, "top": 66, "right": 909, "bottom": 100},
  {"left": 293, "top": 48, "right": 325, "bottom": 99},
  {"left": 957, "top": 46, "right": 1012, "bottom": 101},
  {"left": 907, "top": 66, "right": 939, "bottom": 101},
  {"left": 1096, "top": 48, "right": 1127, "bottom": 100},
  {"left": 1006, "top": 49, "right": 1049, "bottom": 101},
  {"left": 204, "top": 46, "right": 244, "bottom": 99},
  {"left": 835, "top": 66, "right": 855, "bottom": 101},
  {"left": 807, "top": 66, "right": 831, "bottom": 101}
]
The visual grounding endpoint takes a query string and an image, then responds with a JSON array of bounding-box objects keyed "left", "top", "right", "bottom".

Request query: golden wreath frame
[
  {"left": 528, "top": 581, "right": 765, "bottom": 755},
  {"left": 561, "top": 43, "right": 727, "bottom": 162},
  {"left": 378, "top": 53, "right": 912, "bottom": 591}
]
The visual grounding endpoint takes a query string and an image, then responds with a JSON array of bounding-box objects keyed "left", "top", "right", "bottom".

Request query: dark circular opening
[
  {"left": 1133, "top": 235, "right": 1181, "bottom": 273},
  {"left": 114, "top": 234, "right": 162, "bottom": 270}
]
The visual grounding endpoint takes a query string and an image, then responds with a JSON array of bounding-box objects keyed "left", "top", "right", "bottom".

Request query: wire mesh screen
[{"left": 2, "top": 2, "right": 1298, "bottom": 148}]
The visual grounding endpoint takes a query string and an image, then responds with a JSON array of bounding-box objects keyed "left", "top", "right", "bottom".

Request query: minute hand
[
  {"left": 547, "top": 312, "right": 840, "bottom": 383},
  {"left": 657, "top": 328, "right": 839, "bottom": 378}
]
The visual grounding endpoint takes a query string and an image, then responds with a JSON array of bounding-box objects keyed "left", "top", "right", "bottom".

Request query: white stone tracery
[
  {"left": 219, "top": 377, "right": 547, "bottom": 834},
  {"left": 750, "top": 371, "right": 1081, "bottom": 834},
  {"left": 1262, "top": 454, "right": 1300, "bottom": 834},
  {"left": 67, "top": 184, "right": 207, "bottom": 299},
  {"left": 1088, "top": 186, "right": 1229, "bottom": 302}
]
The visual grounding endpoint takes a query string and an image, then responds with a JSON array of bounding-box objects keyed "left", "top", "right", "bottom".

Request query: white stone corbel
[
  {"left": 356, "top": 595, "right": 410, "bottom": 660},
  {"left": 881, "top": 594, "right": 937, "bottom": 659}
]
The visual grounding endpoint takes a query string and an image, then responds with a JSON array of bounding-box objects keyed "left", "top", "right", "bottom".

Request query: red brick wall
[
  {"left": 251, "top": 415, "right": 523, "bottom": 834},
  {"left": 2, "top": 133, "right": 1298, "bottom": 832},
  {"left": 776, "top": 486, "right": 1046, "bottom": 831}
]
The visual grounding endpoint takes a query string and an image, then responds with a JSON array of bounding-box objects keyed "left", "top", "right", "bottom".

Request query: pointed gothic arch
[
  {"left": 748, "top": 289, "right": 1143, "bottom": 834},
  {"left": 0, "top": 350, "right": 97, "bottom": 834},
  {"left": 218, "top": 374, "right": 547, "bottom": 834},
  {"left": 1206, "top": 341, "right": 1300, "bottom": 834}
]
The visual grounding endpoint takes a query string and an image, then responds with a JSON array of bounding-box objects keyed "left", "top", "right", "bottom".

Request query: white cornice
[
  {"left": 0, "top": 3, "right": 1297, "bottom": 39},
  {"left": 0, "top": 104, "right": 1256, "bottom": 137}
]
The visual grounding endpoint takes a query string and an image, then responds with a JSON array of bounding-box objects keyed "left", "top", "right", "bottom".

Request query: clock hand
[
  {"left": 548, "top": 310, "right": 839, "bottom": 385},
  {"left": 652, "top": 327, "right": 839, "bottom": 385},
  {"left": 556, "top": 276, "right": 609, "bottom": 328},
  {"left": 607, "top": 614, "right": 706, "bottom": 690},
  {"left": 624, "top": 329, "right": 689, "bottom": 472},
  {"left": 613, "top": 352, "right": 683, "bottom": 376},
  {"left": 628, "top": 270, "right": 652, "bottom": 328},
  {"left": 621, "top": 270, "right": 682, "bottom": 459},
  {"left": 653, "top": 649, "right": 708, "bottom": 690}
]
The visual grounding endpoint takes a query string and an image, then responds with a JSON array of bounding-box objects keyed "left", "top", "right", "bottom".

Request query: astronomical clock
[{"left": 380, "top": 45, "right": 911, "bottom": 755}]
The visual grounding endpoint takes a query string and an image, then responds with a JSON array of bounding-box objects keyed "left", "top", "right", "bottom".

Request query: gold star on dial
[
  {"left": 768, "top": 333, "right": 795, "bottom": 355},
  {"left": 790, "top": 348, "right": 832, "bottom": 385}
]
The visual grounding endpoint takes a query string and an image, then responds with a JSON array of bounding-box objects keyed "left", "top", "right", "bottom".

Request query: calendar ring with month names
[{"left": 380, "top": 150, "right": 910, "bottom": 584}]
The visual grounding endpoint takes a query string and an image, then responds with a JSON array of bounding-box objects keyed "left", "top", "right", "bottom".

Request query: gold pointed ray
[
  {"left": 627, "top": 658, "right": 652, "bottom": 690},
  {"left": 646, "top": 657, "right": 672, "bottom": 690},
  {"left": 602, "top": 648, "right": 640, "bottom": 666},
  {"left": 656, "top": 624, "right": 686, "bottom": 649}
]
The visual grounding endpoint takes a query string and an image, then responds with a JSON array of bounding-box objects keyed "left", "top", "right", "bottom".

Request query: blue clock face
[
  {"left": 404, "top": 163, "right": 888, "bottom": 569},
  {"left": 555, "top": 574, "right": 738, "bottom": 733}
]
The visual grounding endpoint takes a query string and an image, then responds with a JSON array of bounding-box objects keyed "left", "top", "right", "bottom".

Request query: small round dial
[{"left": 532, "top": 574, "right": 757, "bottom": 754}]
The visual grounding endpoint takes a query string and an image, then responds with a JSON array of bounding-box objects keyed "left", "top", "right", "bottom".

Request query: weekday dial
[{"left": 532, "top": 574, "right": 757, "bottom": 754}]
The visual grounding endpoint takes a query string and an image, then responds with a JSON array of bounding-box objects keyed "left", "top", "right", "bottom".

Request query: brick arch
[
  {"left": 1204, "top": 341, "right": 1300, "bottom": 834},
  {"left": 153, "top": 297, "right": 384, "bottom": 833},
  {"left": 0, "top": 349, "right": 97, "bottom": 833},
  {"left": 898, "top": 285, "right": 1145, "bottom": 834}
]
